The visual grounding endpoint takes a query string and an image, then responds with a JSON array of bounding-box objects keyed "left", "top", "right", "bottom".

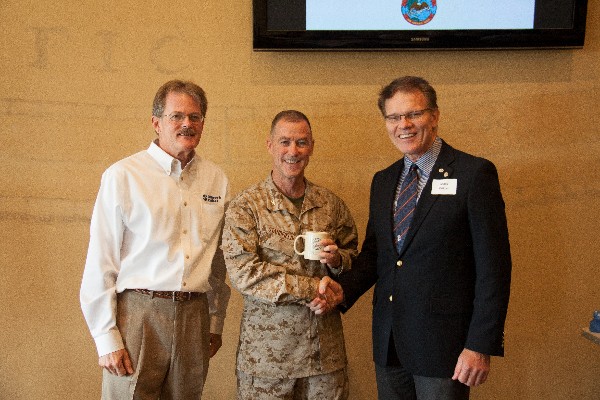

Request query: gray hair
[
  {"left": 152, "top": 80, "right": 208, "bottom": 117},
  {"left": 270, "top": 110, "right": 312, "bottom": 137}
]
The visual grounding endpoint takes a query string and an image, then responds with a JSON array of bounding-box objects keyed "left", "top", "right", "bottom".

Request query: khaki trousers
[{"left": 102, "top": 290, "right": 210, "bottom": 400}]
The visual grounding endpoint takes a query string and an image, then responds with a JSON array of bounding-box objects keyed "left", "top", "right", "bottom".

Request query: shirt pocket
[{"left": 200, "top": 202, "right": 225, "bottom": 242}]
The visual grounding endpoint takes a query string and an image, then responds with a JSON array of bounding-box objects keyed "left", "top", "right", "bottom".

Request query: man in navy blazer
[{"left": 309, "top": 76, "right": 511, "bottom": 400}]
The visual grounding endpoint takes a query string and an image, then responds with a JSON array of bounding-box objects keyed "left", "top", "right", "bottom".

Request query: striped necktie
[{"left": 394, "top": 164, "right": 419, "bottom": 252}]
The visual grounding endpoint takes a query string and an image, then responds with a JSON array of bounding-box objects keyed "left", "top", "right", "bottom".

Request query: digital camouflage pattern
[
  {"left": 236, "top": 367, "right": 349, "bottom": 399},
  {"left": 222, "top": 175, "right": 358, "bottom": 378}
]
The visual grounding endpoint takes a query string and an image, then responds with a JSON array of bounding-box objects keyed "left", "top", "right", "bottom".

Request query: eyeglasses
[
  {"left": 384, "top": 108, "right": 432, "bottom": 123},
  {"left": 162, "top": 112, "right": 204, "bottom": 124}
]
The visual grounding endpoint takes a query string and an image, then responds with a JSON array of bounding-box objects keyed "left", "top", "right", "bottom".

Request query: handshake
[{"left": 307, "top": 276, "right": 344, "bottom": 315}]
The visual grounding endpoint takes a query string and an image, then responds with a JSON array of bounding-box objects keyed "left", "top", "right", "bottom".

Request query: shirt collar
[
  {"left": 404, "top": 136, "right": 442, "bottom": 177},
  {"left": 147, "top": 140, "right": 195, "bottom": 176},
  {"left": 264, "top": 174, "right": 320, "bottom": 213}
]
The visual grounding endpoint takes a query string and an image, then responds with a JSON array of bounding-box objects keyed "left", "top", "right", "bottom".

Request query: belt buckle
[{"left": 171, "top": 291, "right": 193, "bottom": 301}]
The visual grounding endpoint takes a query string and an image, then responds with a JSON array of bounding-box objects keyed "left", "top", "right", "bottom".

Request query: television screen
[{"left": 253, "top": 0, "right": 588, "bottom": 50}]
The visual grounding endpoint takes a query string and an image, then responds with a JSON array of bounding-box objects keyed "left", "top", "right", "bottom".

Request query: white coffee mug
[{"left": 294, "top": 231, "right": 331, "bottom": 261}]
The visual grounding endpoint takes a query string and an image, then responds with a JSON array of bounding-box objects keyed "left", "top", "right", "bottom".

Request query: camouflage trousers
[{"left": 237, "top": 367, "right": 348, "bottom": 400}]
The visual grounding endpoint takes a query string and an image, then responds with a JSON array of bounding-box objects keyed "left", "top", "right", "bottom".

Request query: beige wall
[{"left": 1, "top": 1, "right": 599, "bottom": 399}]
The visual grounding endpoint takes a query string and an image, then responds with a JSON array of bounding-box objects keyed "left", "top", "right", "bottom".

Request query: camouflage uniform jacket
[{"left": 223, "top": 174, "right": 359, "bottom": 378}]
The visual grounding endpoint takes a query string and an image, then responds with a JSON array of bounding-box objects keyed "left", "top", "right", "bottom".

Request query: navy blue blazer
[{"left": 338, "top": 140, "right": 511, "bottom": 378}]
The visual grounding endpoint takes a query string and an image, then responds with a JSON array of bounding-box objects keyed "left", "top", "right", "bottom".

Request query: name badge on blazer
[{"left": 432, "top": 179, "right": 457, "bottom": 195}]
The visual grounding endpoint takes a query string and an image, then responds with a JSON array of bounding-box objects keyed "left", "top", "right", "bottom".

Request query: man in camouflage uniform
[{"left": 222, "top": 110, "right": 358, "bottom": 399}]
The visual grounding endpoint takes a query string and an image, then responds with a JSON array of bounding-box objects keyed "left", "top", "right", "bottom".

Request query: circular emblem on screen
[{"left": 401, "top": 0, "right": 437, "bottom": 25}]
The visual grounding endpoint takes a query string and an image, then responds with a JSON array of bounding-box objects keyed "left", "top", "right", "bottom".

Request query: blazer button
[
  {"left": 396, "top": 260, "right": 403, "bottom": 268},
  {"left": 389, "top": 295, "right": 393, "bottom": 302}
]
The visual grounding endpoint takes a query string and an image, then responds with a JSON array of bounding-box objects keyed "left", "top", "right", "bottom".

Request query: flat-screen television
[{"left": 253, "top": 0, "right": 588, "bottom": 51}]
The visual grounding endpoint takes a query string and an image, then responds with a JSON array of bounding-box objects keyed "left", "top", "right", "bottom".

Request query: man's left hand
[
  {"left": 452, "top": 348, "right": 490, "bottom": 386},
  {"left": 209, "top": 333, "right": 222, "bottom": 358},
  {"left": 319, "top": 238, "right": 341, "bottom": 268}
]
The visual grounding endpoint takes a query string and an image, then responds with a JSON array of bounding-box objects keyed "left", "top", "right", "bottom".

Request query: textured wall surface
[{"left": 1, "top": 1, "right": 599, "bottom": 399}]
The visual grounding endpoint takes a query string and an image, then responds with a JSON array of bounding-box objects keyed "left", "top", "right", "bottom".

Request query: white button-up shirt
[{"left": 80, "top": 141, "right": 231, "bottom": 356}]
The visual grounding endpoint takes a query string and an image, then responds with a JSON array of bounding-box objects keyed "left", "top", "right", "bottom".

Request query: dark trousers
[{"left": 375, "top": 335, "right": 470, "bottom": 400}]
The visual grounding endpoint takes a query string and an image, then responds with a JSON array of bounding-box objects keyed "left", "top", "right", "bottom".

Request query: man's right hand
[
  {"left": 307, "top": 276, "right": 344, "bottom": 315},
  {"left": 98, "top": 348, "right": 134, "bottom": 376}
]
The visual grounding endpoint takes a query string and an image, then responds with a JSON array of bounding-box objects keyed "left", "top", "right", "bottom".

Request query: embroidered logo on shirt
[{"left": 202, "top": 194, "right": 222, "bottom": 203}]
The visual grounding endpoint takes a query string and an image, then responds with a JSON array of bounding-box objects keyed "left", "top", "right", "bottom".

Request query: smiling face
[
  {"left": 267, "top": 119, "right": 314, "bottom": 188},
  {"left": 384, "top": 90, "right": 440, "bottom": 162},
  {"left": 151, "top": 91, "right": 204, "bottom": 166}
]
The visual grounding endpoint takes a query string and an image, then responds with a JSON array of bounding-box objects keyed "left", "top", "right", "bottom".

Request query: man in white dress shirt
[{"left": 80, "top": 80, "right": 231, "bottom": 399}]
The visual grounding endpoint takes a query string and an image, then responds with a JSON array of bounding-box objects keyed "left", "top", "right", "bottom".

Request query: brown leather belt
[{"left": 128, "top": 288, "right": 203, "bottom": 302}]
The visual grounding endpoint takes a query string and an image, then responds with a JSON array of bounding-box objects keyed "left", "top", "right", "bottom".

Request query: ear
[
  {"left": 266, "top": 136, "right": 273, "bottom": 152},
  {"left": 151, "top": 116, "right": 161, "bottom": 134},
  {"left": 431, "top": 108, "right": 440, "bottom": 127}
]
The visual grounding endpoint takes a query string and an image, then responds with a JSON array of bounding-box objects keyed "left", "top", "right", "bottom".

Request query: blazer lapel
[{"left": 398, "top": 141, "right": 456, "bottom": 255}]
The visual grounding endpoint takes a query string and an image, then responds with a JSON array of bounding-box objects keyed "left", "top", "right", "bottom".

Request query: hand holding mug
[
  {"left": 319, "top": 238, "right": 341, "bottom": 268},
  {"left": 294, "top": 231, "right": 330, "bottom": 261},
  {"left": 294, "top": 231, "right": 341, "bottom": 267}
]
